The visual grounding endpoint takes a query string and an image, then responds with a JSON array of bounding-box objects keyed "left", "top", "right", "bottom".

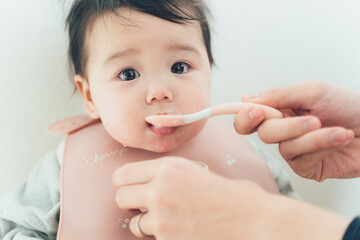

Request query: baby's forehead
[
  {"left": 86, "top": 9, "right": 204, "bottom": 52},
  {"left": 88, "top": 8, "right": 201, "bottom": 35},
  {"left": 66, "top": 0, "right": 212, "bottom": 76},
  {"left": 81, "top": 7, "right": 209, "bottom": 76}
]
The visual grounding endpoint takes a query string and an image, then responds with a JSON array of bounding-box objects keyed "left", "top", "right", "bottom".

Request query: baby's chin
[
  {"left": 146, "top": 144, "right": 179, "bottom": 153},
  {"left": 112, "top": 119, "right": 208, "bottom": 153},
  {"left": 143, "top": 120, "right": 208, "bottom": 153},
  {"left": 107, "top": 133, "right": 181, "bottom": 153}
]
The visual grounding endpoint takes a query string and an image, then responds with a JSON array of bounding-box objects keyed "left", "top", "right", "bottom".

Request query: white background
[{"left": 1, "top": 0, "right": 360, "bottom": 219}]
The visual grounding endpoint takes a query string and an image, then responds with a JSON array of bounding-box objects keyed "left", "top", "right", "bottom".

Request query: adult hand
[
  {"left": 113, "top": 157, "right": 349, "bottom": 240},
  {"left": 113, "top": 157, "right": 265, "bottom": 239},
  {"left": 234, "top": 80, "right": 360, "bottom": 181}
]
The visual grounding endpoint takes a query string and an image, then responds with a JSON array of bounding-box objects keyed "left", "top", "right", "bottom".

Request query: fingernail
[
  {"left": 330, "top": 129, "right": 347, "bottom": 144},
  {"left": 249, "top": 107, "right": 262, "bottom": 120},
  {"left": 304, "top": 118, "right": 319, "bottom": 132},
  {"left": 243, "top": 93, "right": 258, "bottom": 101},
  {"left": 345, "top": 130, "right": 355, "bottom": 146},
  {"left": 347, "top": 130, "right": 355, "bottom": 139}
]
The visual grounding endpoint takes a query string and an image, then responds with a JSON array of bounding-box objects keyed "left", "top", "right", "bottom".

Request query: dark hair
[{"left": 66, "top": 0, "right": 213, "bottom": 78}]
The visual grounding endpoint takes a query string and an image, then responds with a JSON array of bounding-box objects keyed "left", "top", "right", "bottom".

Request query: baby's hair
[{"left": 65, "top": 0, "right": 213, "bottom": 79}]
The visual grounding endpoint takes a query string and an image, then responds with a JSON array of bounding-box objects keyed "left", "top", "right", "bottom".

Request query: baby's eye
[
  {"left": 117, "top": 68, "right": 140, "bottom": 81},
  {"left": 171, "top": 62, "right": 191, "bottom": 74}
]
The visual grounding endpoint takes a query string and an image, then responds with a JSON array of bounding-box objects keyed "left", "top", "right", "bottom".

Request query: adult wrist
[{"left": 269, "top": 195, "right": 349, "bottom": 240}]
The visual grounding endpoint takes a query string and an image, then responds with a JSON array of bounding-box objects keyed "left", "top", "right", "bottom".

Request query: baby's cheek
[
  {"left": 118, "top": 118, "right": 143, "bottom": 142},
  {"left": 185, "top": 119, "right": 208, "bottom": 141},
  {"left": 182, "top": 95, "right": 209, "bottom": 113},
  {"left": 109, "top": 125, "right": 143, "bottom": 148},
  {"left": 100, "top": 111, "right": 141, "bottom": 146},
  {"left": 184, "top": 86, "right": 210, "bottom": 108}
]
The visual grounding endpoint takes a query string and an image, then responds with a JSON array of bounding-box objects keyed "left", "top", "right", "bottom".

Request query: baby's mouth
[
  {"left": 147, "top": 122, "right": 178, "bottom": 136},
  {"left": 146, "top": 112, "right": 178, "bottom": 136}
]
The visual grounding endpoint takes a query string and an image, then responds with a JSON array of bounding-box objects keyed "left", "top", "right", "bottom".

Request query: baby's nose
[{"left": 146, "top": 85, "right": 173, "bottom": 103}]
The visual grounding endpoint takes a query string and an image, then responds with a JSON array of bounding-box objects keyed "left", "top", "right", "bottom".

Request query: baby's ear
[{"left": 74, "top": 75, "right": 100, "bottom": 119}]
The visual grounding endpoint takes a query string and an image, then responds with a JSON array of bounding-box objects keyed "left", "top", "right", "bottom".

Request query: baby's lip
[
  {"left": 148, "top": 124, "right": 177, "bottom": 136},
  {"left": 155, "top": 112, "right": 171, "bottom": 115}
]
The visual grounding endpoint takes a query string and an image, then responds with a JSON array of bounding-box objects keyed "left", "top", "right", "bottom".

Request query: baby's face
[{"left": 76, "top": 8, "right": 211, "bottom": 153}]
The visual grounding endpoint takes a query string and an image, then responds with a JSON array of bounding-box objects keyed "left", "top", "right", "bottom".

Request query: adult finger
[
  {"left": 115, "top": 184, "right": 149, "bottom": 210},
  {"left": 279, "top": 127, "right": 354, "bottom": 161},
  {"left": 286, "top": 148, "right": 338, "bottom": 181},
  {"left": 130, "top": 212, "right": 153, "bottom": 238},
  {"left": 113, "top": 159, "right": 166, "bottom": 187},
  {"left": 242, "top": 80, "right": 329, "bottom": 110},
  {"left": 233, "top": 105, "right": 265, "bottom": 135},
  {"left": 257, "top": 116, "right": 321, "bottom": 144},
  {"left": 289, "top": 138, "right": 360, "bottom": 181}
]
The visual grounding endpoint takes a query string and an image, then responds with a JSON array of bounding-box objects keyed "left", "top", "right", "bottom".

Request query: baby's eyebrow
[
  {"left": 103, "top": 48, "right": 140, "bottom": 65},
  {"left": 167, "top": 44, "right": 201, "bottom": 56}
]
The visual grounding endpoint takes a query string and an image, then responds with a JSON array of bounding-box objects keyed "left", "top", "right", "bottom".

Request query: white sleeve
[{"left": 0, "top": 148, "right": 62, "bottom": 240}]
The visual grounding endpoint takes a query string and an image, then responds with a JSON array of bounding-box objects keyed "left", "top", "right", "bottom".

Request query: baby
[{"left": 0, "top": 0, "right": 298, "bottom": 239}]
